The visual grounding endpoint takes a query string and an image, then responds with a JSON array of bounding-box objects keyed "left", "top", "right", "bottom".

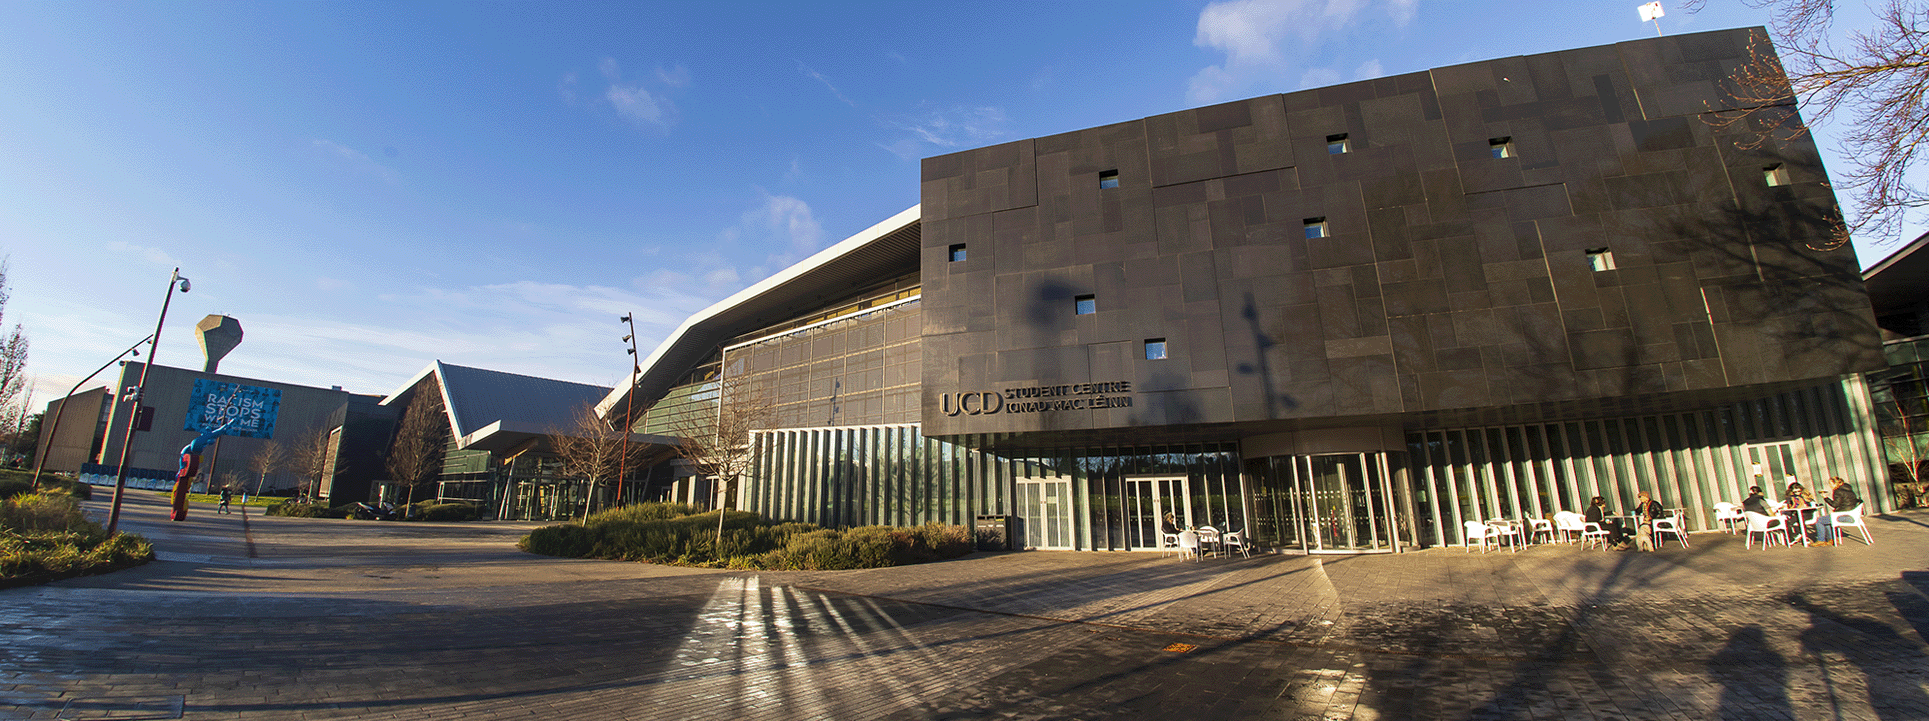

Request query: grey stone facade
[{"left": 920, "top": 27, "right": 1883, "bottom": 440}]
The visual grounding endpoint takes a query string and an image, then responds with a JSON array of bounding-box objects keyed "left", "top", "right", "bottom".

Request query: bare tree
[
  {"left": 0, "top": 259, "right": 29, "bottom": 438},
  {"left": 385, "top": 383, "right": 448, "bottom": 507},
  {"left": 249, "top": 438, "right": 286, "bottom": 497},
  {"left": 1690, "top": 0, "right": 1929, "bottom": 246},
  {"left": 669, "top": 370, "right": 776, "bottom": 540},
  {"left": 289, "top": 425, "right": 333, "bottom": 500},
  {"left": 550, "top": 401, "right": 645, "bottom": 522},
  {"left": 1876, "top": 389, "right": 1928, "bottom": 505}
]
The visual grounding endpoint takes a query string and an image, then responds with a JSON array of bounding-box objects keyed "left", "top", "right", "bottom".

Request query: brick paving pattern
[{"left": 2, "top": 490, "right": 1924, "bottom": 719}]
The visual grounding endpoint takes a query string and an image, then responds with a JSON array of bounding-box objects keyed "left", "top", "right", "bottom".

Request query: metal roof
[
  {"left": 596, "top": 205, "right": 921, "bottom": 419},
  {"left": 1862, "top": 230, "right": 1929, "bottom": 322},
  {"left": 382, "top": 360, "right": 613, "bottom": 445}
]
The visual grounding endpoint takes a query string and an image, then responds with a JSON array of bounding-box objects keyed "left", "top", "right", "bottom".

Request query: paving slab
[{"left": 2, "top": 490, "right": 1925, "bottom": 720}]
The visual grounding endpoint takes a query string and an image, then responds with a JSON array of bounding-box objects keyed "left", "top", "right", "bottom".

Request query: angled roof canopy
[
  {"left": 381, "top": 360, "right": 677, "bottom": 453},
  {"left": 597, "top": 205, "right": 921, "bottom": 420}
]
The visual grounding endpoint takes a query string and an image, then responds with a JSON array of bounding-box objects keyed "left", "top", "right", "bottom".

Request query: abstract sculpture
[{"left": 172, "top": 419, "right": 237, "bottom": 521}]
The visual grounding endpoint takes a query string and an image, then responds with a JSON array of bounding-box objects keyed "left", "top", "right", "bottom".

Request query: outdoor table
[
  {"left": 1781, "top": 506, "right": 1820, "bottom": 542},
  {"left": 1486, "top": 518, "right": 1526, "bottom": 548}
]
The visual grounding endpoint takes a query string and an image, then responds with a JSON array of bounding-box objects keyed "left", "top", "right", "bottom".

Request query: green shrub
[
  {"left": 0, "top": 478, "right": 28, "bottom": 501},
  {"left": 0, "top": 493, "right": 92, "bottom": 535},
  {"left": 266, "top": 501, "right": 351, "bottom": 518},
  {"left": 412, "top": 501, "right": 482, "bottom": 522},
  {"left": 0, "top": 492, "right": 152, "bottom": 587},
  {"left": 520, "top": 503, "right": 975, "bottom": 571}
]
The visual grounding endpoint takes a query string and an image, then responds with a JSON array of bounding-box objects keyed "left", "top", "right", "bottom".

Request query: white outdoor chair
[
  {"left": 1827, "top": 504, "right": 1873, "bottom": 546},
  {"left": 1713, "top": 502, "right": 1745, "bottom": 533},
  {"left": 1196, "top": 525, "right": 1222, "bottom": 557},
  {"left": 1177, "top": 530, "right": 1202, "bottom": 562},
  {"left": 1553, "top": 511, "right": 1587, "bottom": 543},
  {"left": 1579, "top": 521, "right": 1610, "bottom": 550},
  {"left": 1219, "top": 530, "right": 1252, "bottom": 558},
  {"left": 1464, "top": 520, "right": 1503, "bottom": 553},
  {"left": 1652, "top": 510, "right": 1690, "bottom": 548},
  {"left": 1743, "top": 511, "right": 1789, "bottom": 549},
  {"left": 1526, "top": 517, "right": 1555, "bottom": 545},
  {"left": 1160, "top": 532, "right": 1181, "bottom": 558}
]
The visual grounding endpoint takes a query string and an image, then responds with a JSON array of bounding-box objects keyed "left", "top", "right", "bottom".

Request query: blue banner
[{"left": 184, "top": 379, "right": 281, "bottom": 439}]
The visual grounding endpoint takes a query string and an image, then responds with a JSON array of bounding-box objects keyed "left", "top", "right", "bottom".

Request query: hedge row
[{"left": 518, "top": 502, "right": 973, "bottom": 570}]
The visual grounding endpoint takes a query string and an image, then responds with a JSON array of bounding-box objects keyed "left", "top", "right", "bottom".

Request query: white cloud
[
  {"left": 656, "top": 63, "right": 692, "bottom": 88},
  {"left": 106, "top": 241, "right": 178, "bottom": 268},
  {"left": 310, "top": 139, "right": 400, "bottom": 185},
  {"left": 1187, "top": 0, "right": 1417, "bottom": 104},
  {"left": 879, "top": 105, "right": 1009, "bottom": 159},
  {"left": 598, "top": 58, "right": 678, "bottom": 131},
  {"left": 798, "top": 62, "right": 856, "bottom": 107},
  {"left": 738, "top": 193, "right": 823, "bottom": 257},
  {"left": 1298, "top": 67, "right": 1342, "bottom": 89},
  {"left": 315, "top": 277, "right": 348, "bottom": 291},
  {"left": 1354, "top": 59, "right": 1385, "bottom": 81}
]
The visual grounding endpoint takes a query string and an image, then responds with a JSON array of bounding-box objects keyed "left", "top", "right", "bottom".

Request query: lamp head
[
  {"left": 626, "top": 348, "right": 636, "bottom": 355},
  {"left": 622, "top": 334, "right": 632, "bottom": 342},
  {"left": 619, "top": 314, "right": 631, "bottom": 323},
  {"left": 177, "top": 277, "right": 191, "bottom": 293}
]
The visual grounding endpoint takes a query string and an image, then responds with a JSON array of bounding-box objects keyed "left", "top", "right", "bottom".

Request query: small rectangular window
[
  {"left": 1304, "top": 217, "right": 1328, "bottom": 239},
  {"left": 1764, "top": 164, "right": 1790, "bottom": 187},
  {"left": 1145, "top": 338, "right": 1168, "bottom": 360},
  {"left": 949, "top": 244, "right": 967, "bottom": 262},
  {"left": 1326, "top": 134, "right": 1349, "bottom": 154},
  {"left": 1490, "top": 137, "right": 1514, "bottom": 159},
  {"left": 1075, "top": 294, "right": 1096, "bottom": 315},
  {"left": 1099, "top": 170, "right": 1119, "bottom": 189},
  {"left": 1586, "top": 247, "right": 1616, "bottom": 272}
]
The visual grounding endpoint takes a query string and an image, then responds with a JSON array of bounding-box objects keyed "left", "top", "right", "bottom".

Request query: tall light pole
[
  {"left": 106, "top": 268, "right": 191, "bottom": 536},
  {"left": 30, "top": 334, "right": 151, "bottom": 490},
  {"left": 617, "top": 313, "right": 640, "bottom": 505}
]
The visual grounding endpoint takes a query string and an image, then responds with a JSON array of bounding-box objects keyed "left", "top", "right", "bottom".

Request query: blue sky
[{"left": 1, "top": 1, "right": 1914, "bottom": 409}]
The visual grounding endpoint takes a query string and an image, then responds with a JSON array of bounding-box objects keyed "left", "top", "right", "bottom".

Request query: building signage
[
  {"left": 184, "top": 379, "right": 281, "bottom": 439},
  {"left": 940, "top": 381, "right": 1134, "bottom": 416}
]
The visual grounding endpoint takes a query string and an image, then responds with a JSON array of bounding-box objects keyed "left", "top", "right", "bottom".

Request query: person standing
[
  {"left": 1811, "top": 476, "right": 1860, "bottom": 547},
  {"left": 219, "top": 486, "right": 233, "bottom": 515}
]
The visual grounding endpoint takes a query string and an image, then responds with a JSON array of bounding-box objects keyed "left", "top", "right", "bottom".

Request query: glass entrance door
[
  {"left": 1123, "top": 476, "right": 1190, "bottom": 550},
  {"left": 1016, "top": 479, "right": 1074, "bottom": 549},
  {"left": 1248, "top": 452, "right": 1400, "bottom": 553}
]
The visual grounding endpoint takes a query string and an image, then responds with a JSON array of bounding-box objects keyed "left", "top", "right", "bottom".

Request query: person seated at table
[
  {"left": 1161, "top": 511, "right": 1181, "bottom": 535},
  {"left": 1585, "top": 496, "right": 1624, "bottom": 545},
  {"left": 1741, "top": 486, "right": 1772, "bottom": 516},
  {"left": 1810, "top": 476, "right": 1860, "bottom": 547},
  {"left": 1631, "top": 490, "right": 1664, "bottom": 551},
  {"left": 1783, "top": 481, "right": 1812, "bottom": 507}
]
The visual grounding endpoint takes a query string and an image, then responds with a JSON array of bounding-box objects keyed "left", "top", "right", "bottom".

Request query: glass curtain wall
[
  {"left": 1406, "top": 378, "right": 1887, "bottom": 547},
  {"left": 744, "top": 426, "right": 1243, "bottom": 550}
]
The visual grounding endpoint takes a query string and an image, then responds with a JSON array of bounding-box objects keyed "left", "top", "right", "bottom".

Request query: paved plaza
[{"left": 2, "top": 490, "right": 1926, "bottom": 720}]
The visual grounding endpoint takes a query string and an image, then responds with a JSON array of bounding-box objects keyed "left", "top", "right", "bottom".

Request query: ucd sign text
[{"left": 939, "top": 381, "right": 1134, "bottom": 416}]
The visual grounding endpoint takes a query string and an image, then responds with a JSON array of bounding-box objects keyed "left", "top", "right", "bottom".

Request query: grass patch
[
  {"left": 518, "top": 502, "right": 972, "bottom": 570},
  {"left": 0, "top": 471, "right": 93, "bottom": 501},
  {"left": 1, "top": 492, "right": 152, "bottom": 588},
  {"left": 185, "top": 493, "right": 287, "bottom": 508}
]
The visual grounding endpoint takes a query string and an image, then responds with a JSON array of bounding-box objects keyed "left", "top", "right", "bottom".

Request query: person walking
[{"left": 219, "top": 486, "right": 233, "bottom": 515}]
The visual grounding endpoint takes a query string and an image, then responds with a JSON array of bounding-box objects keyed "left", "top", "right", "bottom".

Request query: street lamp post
[
  {"left": 29, "top": 334, "right": 152, "bottom": 491},
  {"left": 617, "top": 314, "right": 641, "bottom": 505},
  {"left": 105, "top": 268, "right": 191, "bottom": 536}
]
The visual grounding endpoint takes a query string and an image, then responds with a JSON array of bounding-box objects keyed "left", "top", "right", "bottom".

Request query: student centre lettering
[{"left": 939, "top": 382, "right": 1135, "bottom": 416}]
